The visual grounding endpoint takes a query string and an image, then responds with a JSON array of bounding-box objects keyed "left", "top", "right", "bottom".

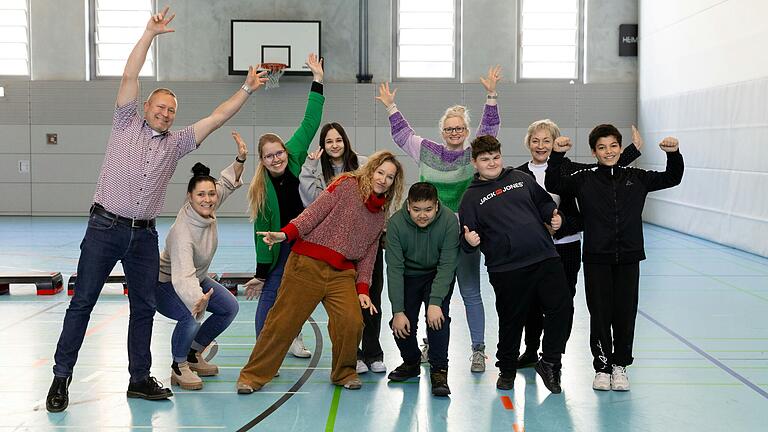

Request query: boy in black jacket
[
  {"left": 459, "top": 135, "right": 573, "bottom": 393},
  {"left": 515, "top": 119, "right": 642, "bottom": 368},
  {"left": 545, "top": 124, "right": 683, "bottom": 392}
]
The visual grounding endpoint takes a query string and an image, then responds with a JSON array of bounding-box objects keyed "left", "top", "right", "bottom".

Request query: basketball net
[{"left": 262, "top": 63, "right": 287, "bottom": 90}]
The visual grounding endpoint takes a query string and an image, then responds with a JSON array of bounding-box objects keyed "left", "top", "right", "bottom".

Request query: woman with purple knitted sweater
[{"left": 376, "top": 66, "right": 502, "bottom": 372}]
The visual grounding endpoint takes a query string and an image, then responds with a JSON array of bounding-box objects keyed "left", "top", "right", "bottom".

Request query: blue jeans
[
  {"left": 156, "top": 277, "right": 239, "bottom": 363},
  {"left": 457, "top": 248, "right": 485, "bottom": 348},
  {"left": 254, "top": 241, "right": 293, "bottom": 337},
  {"left": 53, "top": 211, "right": 160, "bottom": 382}
]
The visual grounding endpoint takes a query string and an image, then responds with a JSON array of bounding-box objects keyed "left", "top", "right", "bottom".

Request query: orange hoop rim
[{"left": 261, "top": 63, "right": 287, "bottom": 71}]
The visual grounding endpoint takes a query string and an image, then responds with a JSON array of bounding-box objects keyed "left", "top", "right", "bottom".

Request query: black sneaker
[
  {"left": 496, "top": 371, "right": 515, "bottom": 390},
  {"left": 46, "top": 376, "right": 72, "bottom": 413},
  {"left": 127, "top": 376, "right": 173, "bottom": 400},
  {"left": 517, "top": 350, "right": 539, "bottom": 368},
  {"left": 430, "top": 368, "right": 451, "bottom": 397},
  {"left": 387, "top": 362, "right": 421, "bottom": 382},
  {"left": 535, "top": 359, "right": 562, "bottom": 394}
]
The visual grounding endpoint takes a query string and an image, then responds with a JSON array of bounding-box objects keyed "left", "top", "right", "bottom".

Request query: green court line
[{"left": 324, "top": 386, "right": 342, "bottom": 432}]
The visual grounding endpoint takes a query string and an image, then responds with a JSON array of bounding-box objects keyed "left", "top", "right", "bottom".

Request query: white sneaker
[
  {"left": 611, "top": 365, "right": 630, "bottom": 391},
  {"left": 420, "top": 338, "right": 429, "bottom": 363},
  {"left": 288, "top": 334, "right": 311, "bottom": 358},
  {"left": 369, "top": 360, "right": 387, "bottom": 373},
  {"left": 356, "top": 360, "right": 369, "bottom": 374},
  {"left": 592, "top": 372, "right": 611, "bottom": 391}
]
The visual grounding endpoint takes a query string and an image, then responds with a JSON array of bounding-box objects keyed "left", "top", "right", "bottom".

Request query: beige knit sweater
[{"left": 158, "top": 163, "right": 242, "bottom": 313}]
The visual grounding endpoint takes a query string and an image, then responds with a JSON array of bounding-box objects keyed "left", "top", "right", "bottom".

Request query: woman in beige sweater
[{"left": 155, "top": 132, "right": 247, "bottom": 390}]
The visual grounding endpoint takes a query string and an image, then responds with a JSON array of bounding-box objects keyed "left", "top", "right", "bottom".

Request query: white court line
[{"left": 80, "top": 371, "right": 104, "bottom": 383}]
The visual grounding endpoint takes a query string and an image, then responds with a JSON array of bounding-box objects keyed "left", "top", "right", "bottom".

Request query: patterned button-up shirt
[{"left": 93, "top": 100, "right": 197, "bottom": 219}]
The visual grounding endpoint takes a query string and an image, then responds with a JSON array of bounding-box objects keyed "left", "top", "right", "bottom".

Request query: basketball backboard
[{"left": 229, "top": 20, "right": 321, "bottom": 76}]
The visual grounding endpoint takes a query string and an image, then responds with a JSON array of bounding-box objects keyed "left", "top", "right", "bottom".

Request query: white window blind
[
  {"left": 520, "top": 0, "right": 579, "bottom": 79},
  {"left": 0, "top": 0, "right": 30, "bottom": 76},
  {"left": 397, "top": 0, "right": 457, "bottom": 79},
  {"left": 94, "top": 0, "right": 153, "bottom": 77}
]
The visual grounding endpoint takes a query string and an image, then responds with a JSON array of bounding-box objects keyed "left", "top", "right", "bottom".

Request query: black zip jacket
[
  {"left": 459, "top": 167, "right": 559, "bottom": 273},
  {"left": 517, "top": 143, "right": 642, "bottom": 239},
  {"left": 545, "top": 149, "right": 684, "bottom": 264}
]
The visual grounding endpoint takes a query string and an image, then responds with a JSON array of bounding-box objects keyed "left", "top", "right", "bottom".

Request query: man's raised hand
[{"left": 147, "top": 6, "right": 175, "bottom": 36}]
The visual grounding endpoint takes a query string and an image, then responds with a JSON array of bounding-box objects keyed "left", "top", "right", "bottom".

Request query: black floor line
[
  {"left": 639, "top": 309, "right": 768, "bottom": 400},
  {"left": 238, "top": 316, "right": 324, "bottom": 431}
]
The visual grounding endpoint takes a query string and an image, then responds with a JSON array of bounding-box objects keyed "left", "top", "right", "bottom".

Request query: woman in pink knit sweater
[{"left": 237, "top": 150, "right": 405, "bottom": 392}]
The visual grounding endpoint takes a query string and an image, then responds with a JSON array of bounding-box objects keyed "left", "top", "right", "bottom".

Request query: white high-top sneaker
[{"left": 288, "top": 333, "right": 312, "bottom": 358}]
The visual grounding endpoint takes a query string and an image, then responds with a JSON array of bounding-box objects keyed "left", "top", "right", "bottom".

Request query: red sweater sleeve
[{"left": 354, "top": 234, "right": 380, "bottom": 295}]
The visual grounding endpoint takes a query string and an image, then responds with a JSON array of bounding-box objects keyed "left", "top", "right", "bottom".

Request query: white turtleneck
[
  {"left": 158, "top": 162, "right": 243, "bottom": 313},
  {"left": 527, "top": 161, "right": 581, "bottom": 245}
]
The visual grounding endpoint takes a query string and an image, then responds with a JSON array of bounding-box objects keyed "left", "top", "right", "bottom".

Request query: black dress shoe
[
  {"left": 46, "top": 376, "right": 72, "bottom": 413},
  {"left": 127, "top": 376, "right": 173, "bottom": 400},
  {"left": 535, "top": 359, "right": 562, "bottom": 394}
]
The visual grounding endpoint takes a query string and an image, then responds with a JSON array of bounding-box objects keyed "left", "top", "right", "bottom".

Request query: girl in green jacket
[{"left": 242, "top": 54, "right": 324, "bottom": 358}]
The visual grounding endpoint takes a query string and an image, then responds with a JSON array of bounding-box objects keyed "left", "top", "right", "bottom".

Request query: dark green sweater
[{"left": 385, "top": 202, "right": 460, "bottom": 313}]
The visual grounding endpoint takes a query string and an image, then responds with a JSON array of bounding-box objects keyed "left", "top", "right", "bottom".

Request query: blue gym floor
[{"left": 0, "top": 217, "right": 766, "bottom": 431}]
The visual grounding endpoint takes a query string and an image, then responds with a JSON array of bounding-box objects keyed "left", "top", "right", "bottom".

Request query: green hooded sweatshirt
[{"left": 385, "top": 200, "right": 460, "bottom": 313}]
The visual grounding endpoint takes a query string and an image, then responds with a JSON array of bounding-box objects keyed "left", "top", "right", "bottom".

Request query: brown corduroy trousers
[{"left": 238, "top": 253, "right": 364, "bottom": 387}]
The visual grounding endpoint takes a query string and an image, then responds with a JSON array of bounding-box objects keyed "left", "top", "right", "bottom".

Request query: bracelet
[
  {"left": 235, "top": 156, "right": 246, "bottom": 163},
  {"left": 385, "top": 103, "right": 398, "bottom": 115},
  {"left": 240, "top": 83, "right": 253, "bottom": 95},
  {"left": 487, "top": 94, "right": 498, "bottom": 99}
]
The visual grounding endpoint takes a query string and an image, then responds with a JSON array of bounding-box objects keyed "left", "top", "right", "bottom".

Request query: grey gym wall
[
  {"left": 1, "top": 0, "right": 637, "bottom": 217},
  {"left": 638, "top": 0, "right": 768, "bottom": 257}
]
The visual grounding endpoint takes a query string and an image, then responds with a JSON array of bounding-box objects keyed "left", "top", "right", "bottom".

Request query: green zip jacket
[
  {"left": 254, "top": 88, "right": 325, "bottom": 271},
  {"left": 385, "top": 201, "right": 460, "bottom": 313}
]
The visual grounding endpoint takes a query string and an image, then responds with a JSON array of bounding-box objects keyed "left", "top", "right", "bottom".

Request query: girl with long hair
[
  {"left": 241, "top": 53, "right": 324, "bottom": 358},
  {"left": 298, "top": 123, "right": 388, "bottom": 375},
  {"left": 237, "top": 151, "right": 405, "bottom": 392}
]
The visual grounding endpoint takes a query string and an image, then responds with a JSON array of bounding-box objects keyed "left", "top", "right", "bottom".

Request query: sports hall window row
[{"left": 0, "top": 0, "right": 581, "bottom": 81}]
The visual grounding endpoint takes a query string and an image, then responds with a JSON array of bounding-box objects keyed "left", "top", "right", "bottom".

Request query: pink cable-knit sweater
[{"left": 281, "top": 176, "right": 386, "bottom": 295}]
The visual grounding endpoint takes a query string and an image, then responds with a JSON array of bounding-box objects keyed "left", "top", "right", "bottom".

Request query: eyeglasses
[
  {"left": 262, "top": 150, "right": 286, "bottom": 162},
  {"left": 442, "top": 126, "right": 467, "bottom": 134}
]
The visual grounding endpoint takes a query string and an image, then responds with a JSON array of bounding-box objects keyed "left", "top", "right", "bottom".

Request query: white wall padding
[{"left": 639, "top": 0, "right": 768, "bottom": 257}]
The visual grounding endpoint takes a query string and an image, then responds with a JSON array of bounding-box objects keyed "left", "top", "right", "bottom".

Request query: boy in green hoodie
[{"left": 385, "top": 182, "right": 459, "bottom": 396}]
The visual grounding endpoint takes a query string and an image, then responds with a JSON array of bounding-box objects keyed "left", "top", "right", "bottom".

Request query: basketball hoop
[{"left": 261, "top": 63, "right": 287, "bottom": 90}]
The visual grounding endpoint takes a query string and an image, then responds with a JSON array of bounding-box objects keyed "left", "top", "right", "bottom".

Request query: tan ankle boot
[
  {"left": 170, "top": 362, "right": 203, "bottom": 390},
  {"left": 188, "top": 351, "right": 219, "bottom": 377}
]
